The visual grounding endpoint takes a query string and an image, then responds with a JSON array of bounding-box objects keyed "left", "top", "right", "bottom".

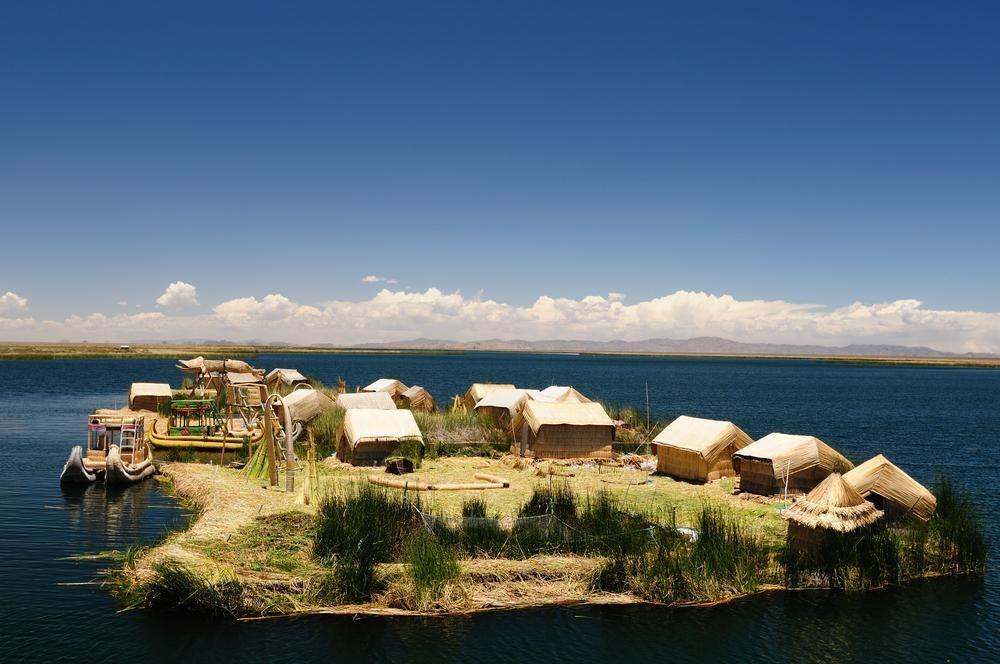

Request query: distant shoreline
[{"left": 1, "top": 342, "right": 997, "bottom": 368}]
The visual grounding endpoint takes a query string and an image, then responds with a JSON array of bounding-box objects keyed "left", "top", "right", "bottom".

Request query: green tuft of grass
[{"left": 406, "top": 530, "right": 461, "bottom": 610}]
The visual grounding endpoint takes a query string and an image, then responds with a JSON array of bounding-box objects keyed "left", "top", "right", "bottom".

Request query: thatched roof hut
[
  {"left": 652, "top": 415, "right": 753, "bottom": 482},
  {"left": 362, "top": 378, "right": 409, "bottom": 399},
  {"left": 463, "top": 383, "right": 516, "bottom": 410},
  {"left": 783, "top": 473, "right": 883, "bottom": 553},
  {"left": 513, "top": 401, "right": 615, "bottom": 459},
  {"left": 733, "top": 433, "right": 854, "bottom": 496},
  {"left": 275, "top": 387, "right": 335, "bottom": 424},
  {"left": 844, "top": 454, "right": 936, "bottom": 522},
  {"left": 336, "top": 391, "right": 397, "bottom": 410},
  {"left": 537, "top": 386, "right": 591, "bottom": 403},
  {"left": 400, "top": 385, "right": 435, "bottom": 412},
  {"left": 336, "top": 409, "right": 423, "bottom": 466},
  {"left": 474, "top": 388, "right": 541, "bottom": 425},
  {"left": 128, "top": 383, "right": 172, "bottom": 412},
  {"left": 265, "top": 368, "right": 308, "bottom": 389}
]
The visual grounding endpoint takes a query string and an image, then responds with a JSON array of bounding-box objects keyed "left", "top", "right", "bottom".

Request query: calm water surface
[{"left": 0, "top": 353, "right": 996, "bottom": 662}]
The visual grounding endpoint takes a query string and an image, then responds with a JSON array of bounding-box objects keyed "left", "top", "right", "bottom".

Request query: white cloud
[
  {"left": 1, "top": 287, "right": 999, "bottom": 353},
  {"left": 0, "top": 291, "right": 28, "bottom": 314},
  {"left": 156, "top": 281, "right": 199, "bottom": 308},
  {"left": 362, "top": 275, "right": 398, "bottom": 284}
]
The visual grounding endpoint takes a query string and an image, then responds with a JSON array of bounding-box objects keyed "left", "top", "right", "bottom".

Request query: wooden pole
[{"left": 263, "top": 409, "right": 278, "bottom": 487}]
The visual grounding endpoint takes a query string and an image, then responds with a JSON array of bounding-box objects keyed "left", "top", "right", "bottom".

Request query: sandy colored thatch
[
  {"left": 844, "top": 454, "right": 936, "bottom": 522},
  {"left": 537, "top": 386, "right": 591, "bottom": 403},
  {"left": 783, "top": 473, "right": 883, "bottom": 532},
  {"left": 474, "top": 388, "right": 542, "bottom": 425},
  {"left": 128, "top": 382, "right": 172, "bottom": 411},
  {"left": 362, "top": 378, "right": 409, "bottom": 398},
  {"left": 275, "top": 387, "right": 335, "bottom": 424},
  {"left": 513, "top": 401, "right": 614, "bottom": 459},
  {"left": 400, "top": 385, "right": 435, "bottom": 411},
  {"left": 336, "top": 391, "right": 397, "bottom": 410},
  {"left": 265, "top": 368, "right": 308, "bottom": 387},
  {"left": 652, "top": 415, "right": 752, "bottom": 482},
  {"left": 177, "top": 356, "right": 257, "bottom": 375},
  {"left": 734, "top": 433, "right": 854, "bottom": 496},
  {"left": 337, "top": 409, "right": 424, "bottom": 465},
  {"left": 463, "top": 383, "right": 516, "bottom": 410}
]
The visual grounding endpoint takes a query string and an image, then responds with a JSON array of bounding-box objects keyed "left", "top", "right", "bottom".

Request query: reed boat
[
  {"left": 60, "top": 411, "right": 154, "bottom": 484},
  {"left": 146, "top": 415, "right": 264, "bottom": 451}
]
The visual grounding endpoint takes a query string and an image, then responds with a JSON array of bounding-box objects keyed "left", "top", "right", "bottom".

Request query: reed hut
[
  {"left": 652, "top": 415, "right": 753, "bottom": 482},
  {"left": 782, "top": 473, "right": 884, "bottom": 554},
  {"left": 474, "top": 388, "right": 541, "bottom": 426},
  {"left": 537, "top": 385, "right": 591, "bottom": 403},
  {"left": 844, "top": 454, "right": 936, "bottom": 522},
  {"left": 225, "top": 372, "right": 267, "bottom": 406},
  {"left": 733, "top": 433, "right": 854, "bottom": 496},
  {"left": 513, "top": 401, "right": 615, "bottom": 459},
  {"left": 336, "top": 391, "right": 397, "bottom": 410},
  {"left": 399, "top": 385, "right": 435, "bottom": 412},
  {"left": 463, "top": 383, "right": 516, "bottom": 410},
  {"left": 275, "top": 387, "right": 335, "bottom": 425},
  {"left": 337, "top": 409, "right": 424, "bottom": 466},
  {"left": 362, "top": 378, "right": 409, "bottom": 400},
  {"left": 265, "top": 368, "right": 308, "bottom": 390},
  {"left": 128, "top": 383, "right": 173, "bottom": 412}
]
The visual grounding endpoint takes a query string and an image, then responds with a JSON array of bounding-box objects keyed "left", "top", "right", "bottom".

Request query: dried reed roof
[
  {"left": 537, "top": 386, "right": 591, "bottom": 403},
  {"left": 652, "top": 415, "right": 753, "bottom": 461},
  {"left": 782, "top": 473, "right": 883, "bottom": 532},
  {"left": 474, "top": 388, "right": 542, "bottom": 415},
  {"left": 278, "top": 388, "right": 335, "bottom": 423},
  {"left": 518, "top": 401, "right": 614, "bottom": 435},
  {"left": 465, "top": 383, "right": 516, "bottom": 405},
  {"left": 336, "top": 391, "right": 397, "bottom": 410},
  {"left": 341, "top": 409, "right": 423, "bottom": 448},
  {"left": 265, "top": 368, "right": 307, "bottom": 385},
  {"left": 362, "top": 378, "right": 409, "bottom": 394},
  {"left": 734, "top": 433, "right": 854, "bottom": 480},
  {"left": 844, "top": 454, "right": 937, "bottom": 522}
]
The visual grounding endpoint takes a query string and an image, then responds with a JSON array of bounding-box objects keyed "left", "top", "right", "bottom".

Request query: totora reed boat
[{"left": 60, "top": 411, "right": 155, "bottom": 485}]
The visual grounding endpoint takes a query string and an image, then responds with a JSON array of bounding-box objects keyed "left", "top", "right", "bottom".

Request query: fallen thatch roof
[
  {"left": 517, "top": 401, "right": 614, "bottom": 435},
  {"left": 362, "top": 378, "right": 409, "bottom": 395},
  {"left": 465, "top": 383, "right": 516, "bottom": 406},
  {"left": 734, "top": 433, "right": 854, "bottom": 480},
  {"left": 336, "top": 391, "right": 397, "bottom": 410},
  {"left": 341, "top": 409, "right": 423, "bottom": 448},
  {"left": 652, "top": 415, "right": 753, "bottom": 461},
  {"left": 265, "top": 368, "right": 308, "bottom": 385},
  {"left": 537, "top": 386, "right": 591, "bottom": 403},
  {"left": 844, "top": 454, "right": 937, "bottom": 522},
  {"left": 277, "top": 388, "right": 335, "bottom": 424},
  {"left": 782, "top": 473, "right": 883, "bottom": 532}
]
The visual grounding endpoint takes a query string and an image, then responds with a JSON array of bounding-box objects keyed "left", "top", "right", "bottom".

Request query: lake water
[{"left": 0, "top": 353, "right": 996, "bottom": 662}]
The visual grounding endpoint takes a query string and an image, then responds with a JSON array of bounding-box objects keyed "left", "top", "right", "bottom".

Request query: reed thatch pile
[
  {"left": 843, "top": 454, "right": 936, "bottom": 522},
  {"left": 652, "top": 415, "right": 752, "bottom": 482}
]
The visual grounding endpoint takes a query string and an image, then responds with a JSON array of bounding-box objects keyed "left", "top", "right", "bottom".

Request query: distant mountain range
[{"left": 350, "top": 336, "right": 993, "bottom": 358}]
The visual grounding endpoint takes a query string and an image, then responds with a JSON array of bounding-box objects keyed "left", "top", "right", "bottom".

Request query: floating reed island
[{"left": 97, "top": 364, "right": 987, "bottom": 618}]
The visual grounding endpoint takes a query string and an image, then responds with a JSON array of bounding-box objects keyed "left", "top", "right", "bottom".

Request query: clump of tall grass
[
  {"left": 518, "top": 482, "right": 578, "bottom": 522},
  {"left": 140, "top": 560, "right": 245, "bottom": 617},
  {"left": 313, "top": 483, "right": 421, "bottom": 601},
  {"left": 575, "top": 490, "right": 652, "bottom": 556},
  {"left": 926, "top": 475, "right": 987, "bottom": 574},
  {"left": 406, "top": 530, "right": 461, "bottom": 609},
  {"left": 389, "top": 439, "right": 424, "bottom": 468},
  {"left": 308, "top": 407, "right": 344, "bottom": 459}
]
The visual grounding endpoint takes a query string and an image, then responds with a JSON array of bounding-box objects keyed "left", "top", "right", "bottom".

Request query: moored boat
[
  {"left": 60, "top": 445, "right": 102, "bottom": 484},
  {"left": 59, "top": 412, "right": 155, "bottom": 485}
]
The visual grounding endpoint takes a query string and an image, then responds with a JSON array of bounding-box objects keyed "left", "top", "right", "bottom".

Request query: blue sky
[{"left": 1, "top": 2, "right": 998, "bottom": 349}]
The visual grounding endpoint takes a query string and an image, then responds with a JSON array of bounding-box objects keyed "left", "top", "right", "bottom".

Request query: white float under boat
[{"left": 60, "top": 412, "right": 155, "bottom": 485}]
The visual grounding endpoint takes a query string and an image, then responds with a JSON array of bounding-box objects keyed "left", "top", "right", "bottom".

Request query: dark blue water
[{"left": 0, "top": 353, "right": 996, "bottom": 662}]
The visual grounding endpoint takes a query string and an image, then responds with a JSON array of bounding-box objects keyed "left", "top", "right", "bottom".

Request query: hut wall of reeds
[
  {"left": 335, "top": 391, "right": 397, "bottom": 410},
  {"left": 652, "top": 415, "right": 753, "bottom": 482},
  {"left": 128, "top": 383, "right": 173, "bottom": 412},
  {"left": 513, "top": 401, "right": 615, "bottom": 459},
  {"left": 843, "top": 454, "right": 936, "bottom": 522},
  {"left": 400, "top": 385, "right": 435, "bottom": 411},
  {"left": 336, "top": 409, "right": 424, "bottom": 466},
  {"left": 733, "top": 433, "right": 854, "bottom": 496},
  {"left": 463, "top": 383, "right": 516, "bottom": 410}
]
